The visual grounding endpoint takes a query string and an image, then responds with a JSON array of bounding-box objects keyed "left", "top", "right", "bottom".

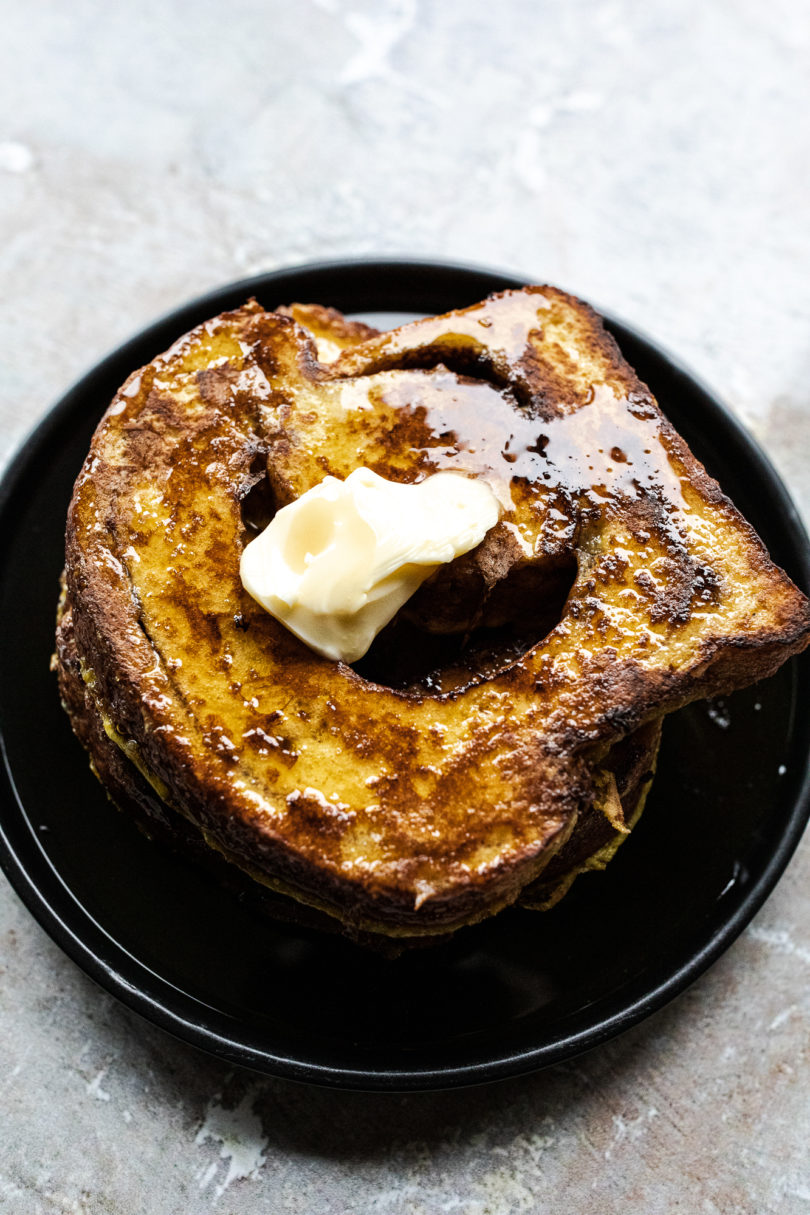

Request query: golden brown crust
[
  {"left": 519, "top": 718, "right": 662, "bottom": 909},
  {"left": 59, "top": 288, "right": 810, "bottom": 936},
  {"left": 274, "top": 303, "right": 380, "bottom": 359}
]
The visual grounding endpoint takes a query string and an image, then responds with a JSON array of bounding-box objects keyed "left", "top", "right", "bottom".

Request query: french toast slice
[{"left": 59, "top": 288, "right": 810, "bottom": 940}]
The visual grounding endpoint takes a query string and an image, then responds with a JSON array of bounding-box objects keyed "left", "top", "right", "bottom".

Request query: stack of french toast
[{"left": 55, "top": 287, "right": 810, "bottom": 947}]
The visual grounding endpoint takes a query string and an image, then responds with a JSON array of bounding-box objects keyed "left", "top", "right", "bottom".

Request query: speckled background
[{"left": 2, "top": 1, "right": 809, "bottom": 1212}]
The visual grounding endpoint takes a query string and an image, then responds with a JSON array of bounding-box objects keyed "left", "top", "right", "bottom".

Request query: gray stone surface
[{"left": 1, "top": 1, "right": 809, "bottom": 1211}]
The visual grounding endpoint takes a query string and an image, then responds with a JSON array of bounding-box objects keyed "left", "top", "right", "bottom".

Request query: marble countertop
[{"left": 2, "top": 2, "right": 809, "bottom": 1211}]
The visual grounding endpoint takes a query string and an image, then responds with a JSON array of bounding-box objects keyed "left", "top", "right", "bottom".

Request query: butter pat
[{"left": 240, "top": 468, "right": 500, "bottom": 663}]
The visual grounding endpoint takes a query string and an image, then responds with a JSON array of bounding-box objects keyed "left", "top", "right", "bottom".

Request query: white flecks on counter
[
  {"left": 195, "top": 1089, "right": 269, "bottom": 1199},
  {"left": 748, "top": 923, "right": 810, "bottom": 967},
  {"left": 0, "top": 141, "right": 34, "bottom": 173},
  {"left": 85, "top": 1069, "right": 112, "bottom": 1102}
]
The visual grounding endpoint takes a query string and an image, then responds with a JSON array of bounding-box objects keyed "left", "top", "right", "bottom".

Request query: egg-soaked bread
[{"left": 58, "top": 288, "right": 810, "bottom": 940}]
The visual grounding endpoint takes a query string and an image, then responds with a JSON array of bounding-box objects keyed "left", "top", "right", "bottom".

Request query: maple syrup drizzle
[{"left": 374, "top": 372, "right": 686, "bottom": 524}]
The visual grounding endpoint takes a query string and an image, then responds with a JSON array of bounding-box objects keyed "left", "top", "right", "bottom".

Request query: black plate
[{"left": 1, "top": 259, "right": 809, "bottom": 1091}]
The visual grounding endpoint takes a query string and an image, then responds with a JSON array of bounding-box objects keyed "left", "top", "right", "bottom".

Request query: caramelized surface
[{"left": 62, "top": 289, "right": 810, "bottom": 933}]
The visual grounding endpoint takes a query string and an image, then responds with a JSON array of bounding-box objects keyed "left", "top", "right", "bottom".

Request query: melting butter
[{"left": 240, "top": 468, "right": 499, "bottom": 663}]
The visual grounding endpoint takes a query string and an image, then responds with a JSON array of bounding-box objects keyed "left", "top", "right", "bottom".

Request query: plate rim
[{"left": 1, "top": 256, "right": 809, "bottom": 1091}]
